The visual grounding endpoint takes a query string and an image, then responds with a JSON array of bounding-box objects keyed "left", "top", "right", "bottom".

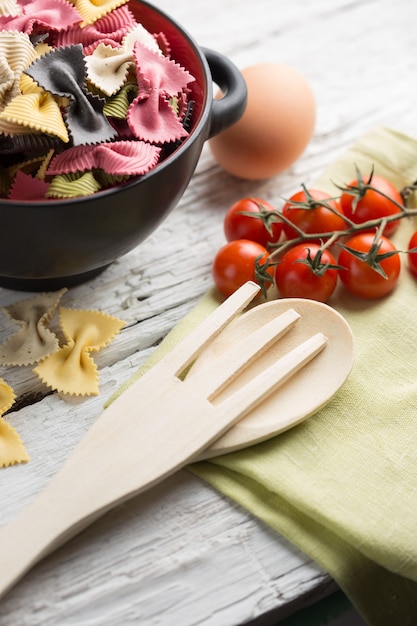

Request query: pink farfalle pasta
[
  {"left": 0, "top": 0, "right": 82, "bottom": 35},
  {"left": 33, "top": 307, "right": 125, "bottom": 396},
  {"left": 8, "top": 170, "right": 50, "bottom": 199},
  {"left": 127, "top": 41, "right": 194, "bottom": 144},
  {"left": 0, "top": 0, "right": 196, "bottom": 200},
  {"left": 48, "top": 140, "right": 161, "bottom": 176},
  {"left": 54, "top": 4, "right": 135, "bottom": 50},
  {"left": 0, "top": 377, "right": 29, "bottom": 468}
]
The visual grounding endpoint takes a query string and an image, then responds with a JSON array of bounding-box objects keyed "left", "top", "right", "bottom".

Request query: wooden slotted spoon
[
  {"left": 196, "top": 296, "right": 354, "bottom": 459},
  {"left": 0, "top": 281, "right": 353, "bottom": 599}
]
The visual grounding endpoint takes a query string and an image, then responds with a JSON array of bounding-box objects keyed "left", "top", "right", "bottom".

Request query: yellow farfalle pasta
[
  {"left": 0, "top": 38, "right": 62, "bottom": 139},
  {"left": 72, "top": 0, "right": 129, "bottom": 26},
  {"left": 0, "top": 90, "right": 70, "bottom": 142},
  {"left": 0, "top": 378, "right": 28, "bottom": 469},
  {"left": 35, "top": 149, "right": 55, "bottom": 180},
  {"left": 34, "top": 307, "right": 125, "bottom": 396},
  {"left": 0, "top": 288, "right": 67, "bottom": 367}
]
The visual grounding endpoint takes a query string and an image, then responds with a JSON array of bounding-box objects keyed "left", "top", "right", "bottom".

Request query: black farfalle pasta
[{"left": 25, "top": 44, "right": 118, "bottom": 146}]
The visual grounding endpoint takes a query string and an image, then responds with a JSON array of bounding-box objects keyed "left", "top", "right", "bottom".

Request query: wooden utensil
[
  {"left": 0, "top": 282, "right": 350, "bottom": 600},
  {"left": 196, "top": 297, "right": 354, "bottom": 459}
]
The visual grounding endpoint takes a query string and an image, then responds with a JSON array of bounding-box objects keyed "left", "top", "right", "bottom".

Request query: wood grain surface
[{"left": 1, "top": 0, "right": 417, "bottom": 624}]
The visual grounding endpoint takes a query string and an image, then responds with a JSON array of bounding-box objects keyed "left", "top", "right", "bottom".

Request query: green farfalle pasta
[
  {"left": 46, "top": 172, "right": 102, "bottom": 198},
  {"left": 103, "top": 82, "right": 138, "bottom": 119},
  {"left": 45, "top": 172, "right": 101, "bottom": 198}
]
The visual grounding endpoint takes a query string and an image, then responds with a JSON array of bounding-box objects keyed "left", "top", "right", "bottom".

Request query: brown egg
[{"left": 209, "top": 62, "right": 316, "bottom": 180}]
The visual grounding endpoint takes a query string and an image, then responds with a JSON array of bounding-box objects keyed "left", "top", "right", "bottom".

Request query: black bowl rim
[{"left": 0, "top": 0, "right": 212, "bottom": 209}]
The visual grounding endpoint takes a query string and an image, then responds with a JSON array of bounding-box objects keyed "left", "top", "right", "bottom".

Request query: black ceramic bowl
[{"left": 0, "top": 0, "right": 246, "bottom": 291}]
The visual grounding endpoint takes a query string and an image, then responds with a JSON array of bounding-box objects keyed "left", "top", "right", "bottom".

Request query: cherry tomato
[
  {"left": 212, "top": 239, "right": 274, "bottom": 297},
  {"left": 274, "top": 243, "right": 339, "bottom": 302},
  {"left": 340, "top": 174, "right": 403, "bottom": 238},
  {"left": 223, "top": 197, "right": 283, "bottom": 246},
  {"left": 408, "top": 230, "right": 417, "bottom": 277},
  {"left": 281, "top": 188, "right": 346, "bottom": 240},
  {"left": 338, "top": 233, "right": 401, "bottom": 299}
]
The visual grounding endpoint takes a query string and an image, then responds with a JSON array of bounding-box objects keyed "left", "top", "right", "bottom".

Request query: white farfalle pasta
[
  {"left": 0, "top": 31, "right": 36, "bottom": 111},
  {"left": 0, "top": 0, "right": 20, "bottom": 17},
  {"left": 85, "top": 23, "right": 161, "bottom": 96}
]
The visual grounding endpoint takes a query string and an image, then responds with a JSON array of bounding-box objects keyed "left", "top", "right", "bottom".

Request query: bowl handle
[{"left": 203, "top": 47, "right": 247, "bottom": 139}]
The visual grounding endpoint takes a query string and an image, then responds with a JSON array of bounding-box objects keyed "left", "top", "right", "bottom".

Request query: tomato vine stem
[
  {"left": 250, "top": 175, "right": 417, "bottom": 293},
  {"left": 267, "top": 192, "right": 417, "bottom": 262}
]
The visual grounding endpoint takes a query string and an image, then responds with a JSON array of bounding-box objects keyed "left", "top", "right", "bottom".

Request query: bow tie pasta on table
[
  {"left": 0, "top": 378, "right": 28, "bottom": 468},
  {"left": 0, "top": 288, "right": 125, "bottom": 468}
]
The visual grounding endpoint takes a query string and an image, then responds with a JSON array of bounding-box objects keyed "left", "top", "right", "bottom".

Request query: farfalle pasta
[
  {"left": 72, "top": 0, "right": 129, "bottom": 28},
  {"left": 34, "top": 307, "right": 125, "bottom": 396},
  {"left": 0, "top": 31, "right": 36, "bottom": 108},
  {"left": 0, "top": 288, "right": 66, "bottom": 366},
  {"left": 0, "top": 1, "right": 20, "bottom": 17},
  {"left": 55, "top": 4, "right": 135, "bottom": 50},
  {"left": 128, "top": 42, "right": 193, "bottom": 144},
  {"left": 0, "top": 0, "right": 81, "bottom": 35},
  {"left": 0, "top": 0, "right": 196, "bottom": 199},
  {"left": 0, "top": 378, "right": 29, "bottom": 468},
  {"left": 48, "top": 141, "right": 160, "bottom": 177}
]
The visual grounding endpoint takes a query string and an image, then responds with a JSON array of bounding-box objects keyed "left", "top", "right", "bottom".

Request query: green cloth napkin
[{"left": 112, "top": 127, "right": 417, "bottom": 626}]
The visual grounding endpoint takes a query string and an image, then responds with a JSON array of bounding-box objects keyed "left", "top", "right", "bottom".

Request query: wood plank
[{"left": 1, "top": 0, "right": 417, "bottom": 623}]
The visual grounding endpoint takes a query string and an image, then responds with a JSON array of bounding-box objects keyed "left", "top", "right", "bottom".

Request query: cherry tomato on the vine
[
  {"left": 340, "top": 174, "right": 403, "bottom": 238},
  {"left": 224, "top": 197, "right": 283, "bottom": 246},
  {"left": 338, "top": 233, "right": 401, "bottom": 299},
  {"left": 407, "top": 230, "right": 417, "bottom": 278},
  {"left": 281, "top": 188, "right": 347, "bottom": 240},
  {"left": 274, "top": 243, "right": 339, "bottom": 302},
  {"left": 212, "top": 239, "right": 273, "bottom": 297}
]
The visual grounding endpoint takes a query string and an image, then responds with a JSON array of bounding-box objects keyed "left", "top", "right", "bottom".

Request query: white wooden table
[{"left": 1, "top": 0, "right": 417, "bottom": 624}]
